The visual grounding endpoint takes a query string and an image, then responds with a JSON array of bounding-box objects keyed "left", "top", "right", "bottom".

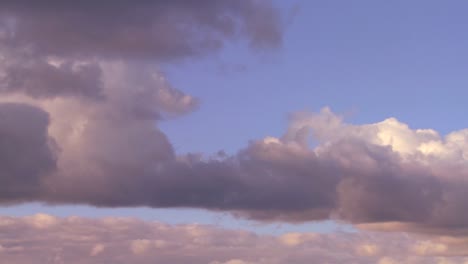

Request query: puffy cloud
[
  {"left": 4, "top": 86, "right": 468, "bottom": 236},
  {"left": 1, "top": 214, "right": 468, "bottom": 264},
  {"left": 281, "top": 108, "right": 468, "bottom": 229}
]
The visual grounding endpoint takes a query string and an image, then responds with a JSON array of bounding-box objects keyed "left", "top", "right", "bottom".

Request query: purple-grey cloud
[
  {"left": 0, "top": 0, "right": 283, "bottom": 99},
  {"left": 0, "top": 0, "right": 282, "bottom": 60},
  {"left": 0, "top": 59, "right": 103, "bottom": 99},
  {"left": 0, "top": 103, "right": 55, "bottom": 202}
]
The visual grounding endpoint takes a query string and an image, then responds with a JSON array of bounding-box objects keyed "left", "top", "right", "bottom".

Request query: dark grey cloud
[
  {"left": 0, "top": 0, "right": 282, "bottom": 60},
  {"left": 0, "top": 0, "right": 283, "bottom": 99},
  {"left": 0, "top": 103, "right": 56, "bottom": 202},
  {"left": 0, "top": 59, "right": 103, "bottom": 99}
]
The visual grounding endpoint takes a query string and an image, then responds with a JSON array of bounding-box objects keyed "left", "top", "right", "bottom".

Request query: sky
[{"left": 2, "top": 0, "right": 468, "bottom": 263}]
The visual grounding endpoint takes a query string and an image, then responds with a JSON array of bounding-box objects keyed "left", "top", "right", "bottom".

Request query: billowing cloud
[
  {"left": 1, "top": 214, "right": 468, "bottom": 264},
  {"left": 0, "top": 65, "right": 467, "bottom": 233},
  {"left": 280, "top": 108, "right": 468, "bottom": 229},
  {"left": 3, "top": 82, "right": 468, "bottom": 236}
]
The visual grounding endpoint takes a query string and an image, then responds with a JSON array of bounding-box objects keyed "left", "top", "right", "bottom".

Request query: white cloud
[{"left": 25, "top": 213, "right": 58, "bottom": 229}]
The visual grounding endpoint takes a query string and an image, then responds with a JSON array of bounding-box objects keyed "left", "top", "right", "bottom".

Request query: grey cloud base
[{"left": 0, "top": 103, "right": 55, "bottom": 202}]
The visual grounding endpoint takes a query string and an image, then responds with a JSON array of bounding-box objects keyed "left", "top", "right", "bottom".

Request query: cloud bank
[
  {"left": 1, "top": 214, "right": 468, "bottom": 264},
  {"left": 3, "top": 91, "right": 468, "bottom": 236},
  {"left": 1, "top": 0, "right": 468, "bottom": 240}
]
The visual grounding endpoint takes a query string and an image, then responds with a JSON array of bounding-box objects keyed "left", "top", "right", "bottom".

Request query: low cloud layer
[{"left": 1, "top": 214, "right": 468, "bottom": 264}]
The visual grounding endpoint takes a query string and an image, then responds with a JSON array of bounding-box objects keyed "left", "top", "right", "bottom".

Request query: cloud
[
  {"left": 1, "top": 214, "right": 468, "bottom": 264},
  {"left": 0, "top": 56, "right": 104, "bottom": 99},
  {"left": 210, "top": 260, "right": 255, "bottom": 264},
  {"left": 89, "top": 243, "right": 104, "bottom": 257},
  {"left": 0, "top": 103, "right": 56, "bottom": 203},
  {"left": 0, "top": 0, "right": 283, "bottom": 100},
  {"left": 2, "top": 65, "right": 468, "bottom": 236},
  {"left": 0, "top": 0, "right": 282, "bottom": 60},
  {"left": 2, "top": 0, "right": 468, "bottom": 239}
]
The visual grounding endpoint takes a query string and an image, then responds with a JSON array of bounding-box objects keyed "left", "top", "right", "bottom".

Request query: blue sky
[
  {"left": 3, "top": 0, "right": 468, "bottom": 235},
  {"left": 160, "top": 0, "right": 468, "bottom": 155}
]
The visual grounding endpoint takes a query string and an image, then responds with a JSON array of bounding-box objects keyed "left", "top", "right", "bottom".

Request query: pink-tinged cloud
[{"left": 0, "top": 214, "right": 468, "bottom": 264}]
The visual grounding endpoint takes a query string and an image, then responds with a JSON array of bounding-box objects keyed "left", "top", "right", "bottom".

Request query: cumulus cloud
[
  {"left": 2, "top": 73, "right": 468, "bottom": 236},
  {"left": 0, "top": 214, "right": 468, "bottom": 264},
  {"left": 281, "top": 108, "right": 468, "bottom": 229},
  {"left": 1, "top": 76, "right": 468, "bottom": 233}
]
